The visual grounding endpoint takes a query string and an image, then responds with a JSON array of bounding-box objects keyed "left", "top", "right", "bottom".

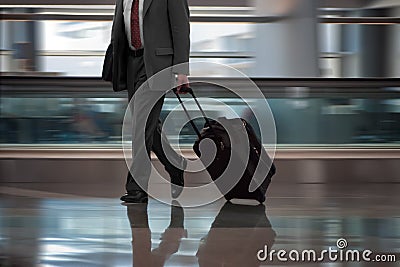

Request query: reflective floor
[{"left": 0, "top": 183, "right": 399, "bottom": 266}]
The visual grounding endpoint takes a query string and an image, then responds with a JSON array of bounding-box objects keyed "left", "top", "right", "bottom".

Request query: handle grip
[
  {"left": 173, "top": 86, "right": 193, "bottom": 94},
  {"left": 172, "top": 87, "right": 216, "bottom": 139}
]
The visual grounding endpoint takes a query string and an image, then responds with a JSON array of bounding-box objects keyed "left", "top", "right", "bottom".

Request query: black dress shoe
[
  {"left": 120, "top": 191, "right": 148, "bottom": 203},
  {"left": 170, "top": 170, "right": 184, "bottom": 199}
]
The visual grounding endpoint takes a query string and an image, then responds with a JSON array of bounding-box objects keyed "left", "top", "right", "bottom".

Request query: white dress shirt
[{"left": 123, "top": 0, "right": 144, "bottom": 50}]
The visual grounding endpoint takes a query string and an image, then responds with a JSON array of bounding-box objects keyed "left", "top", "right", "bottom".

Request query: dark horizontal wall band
[
  {"left": 0, "top": 13, "right": 285, "bottom": 23},
  {"left": 320, "top": 17, "right": 400, "bottom": 24},
  {"left": 0, "top": 50, "right": 253, "bottom": 59},
  {"left": 2, "top": 158, "right": 400, "bottom": 184},
  {"left": 2, "top": 76, "right": 400, "bottom": 87},
  {"left": 2, "top": 13, "right": 400, "bottom": 24},
  {"left": 2, "top": 148, "right": 400, "bottom": 159},
  {"left": 1, "top": 77, "right": 400, "bottom": 98}
]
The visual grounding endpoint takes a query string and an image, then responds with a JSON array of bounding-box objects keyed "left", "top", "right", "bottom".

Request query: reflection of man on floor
[{"left": 126, "top": 202, "right": 186, "bottom": 266}]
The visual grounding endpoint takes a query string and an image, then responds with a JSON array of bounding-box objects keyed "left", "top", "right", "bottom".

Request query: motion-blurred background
[{"left": 1, "top": 0, "right": 400, "bottom": 147}]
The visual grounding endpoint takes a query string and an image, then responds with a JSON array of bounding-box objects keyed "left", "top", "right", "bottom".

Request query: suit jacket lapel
[{"left": 143, "top": 0, "right": 154, "bottom": 18}]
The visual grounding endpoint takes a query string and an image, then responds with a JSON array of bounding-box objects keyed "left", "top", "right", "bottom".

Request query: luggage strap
[{"left": 173, "top": 87, "right": 216, "bottom": 139}]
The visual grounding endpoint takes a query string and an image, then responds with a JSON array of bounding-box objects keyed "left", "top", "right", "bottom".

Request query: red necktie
[{"left": 131, "top": 0, "right": 142, "bottom": 49}]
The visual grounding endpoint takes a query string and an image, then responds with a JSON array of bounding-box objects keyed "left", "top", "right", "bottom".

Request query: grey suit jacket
[{"left": 111, "top": 0, "right": 190, "bottom": 92}]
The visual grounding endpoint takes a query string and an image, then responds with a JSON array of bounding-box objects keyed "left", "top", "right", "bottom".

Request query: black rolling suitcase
[{"left": 174, "top": 88, "right": 276, "bottom": 203}]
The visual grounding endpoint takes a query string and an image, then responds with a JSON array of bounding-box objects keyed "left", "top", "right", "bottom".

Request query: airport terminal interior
[{"left": 1, "top": 0, "right": 400, "bottom": 266}]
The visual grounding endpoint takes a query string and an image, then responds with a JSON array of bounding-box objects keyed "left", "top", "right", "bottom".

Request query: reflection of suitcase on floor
[
  {"left": 174, "top": 88, "right": 276, "bottom": 203},
  {"left": 196, "top": 202, "right": 276, "bottom": 266}
]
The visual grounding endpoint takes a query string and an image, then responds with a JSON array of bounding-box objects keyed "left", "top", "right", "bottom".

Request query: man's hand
[{"left": 176, "top": 74, "right": 190, "bottom": 94}]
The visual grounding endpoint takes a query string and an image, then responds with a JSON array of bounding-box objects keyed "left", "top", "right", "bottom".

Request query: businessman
[{"left": 110, "top": 0, "right": 190, "bottom": 203}]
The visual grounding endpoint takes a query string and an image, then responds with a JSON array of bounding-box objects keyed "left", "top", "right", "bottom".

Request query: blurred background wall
[{"left": 0, "top": 0, "right": 400, "bottom": 147}]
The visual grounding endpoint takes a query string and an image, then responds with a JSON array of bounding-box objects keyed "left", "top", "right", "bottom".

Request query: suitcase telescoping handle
[{"left": 173, "top": 87, "right": 215, "bottom": 139}]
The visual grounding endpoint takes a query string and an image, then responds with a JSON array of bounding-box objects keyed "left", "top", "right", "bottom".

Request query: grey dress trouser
[{"left": 126, "top": 53, "right": 186, "bottom": 193}]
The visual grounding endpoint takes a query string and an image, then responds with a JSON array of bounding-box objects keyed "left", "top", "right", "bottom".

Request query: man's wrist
[{"left": 172, "top": 64, "right": 190, "bottom": 76}]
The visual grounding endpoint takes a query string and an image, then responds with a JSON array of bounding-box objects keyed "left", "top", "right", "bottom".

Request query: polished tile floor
[{"left": 0, "top": 183, "right": 399, "bottom": 266}]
